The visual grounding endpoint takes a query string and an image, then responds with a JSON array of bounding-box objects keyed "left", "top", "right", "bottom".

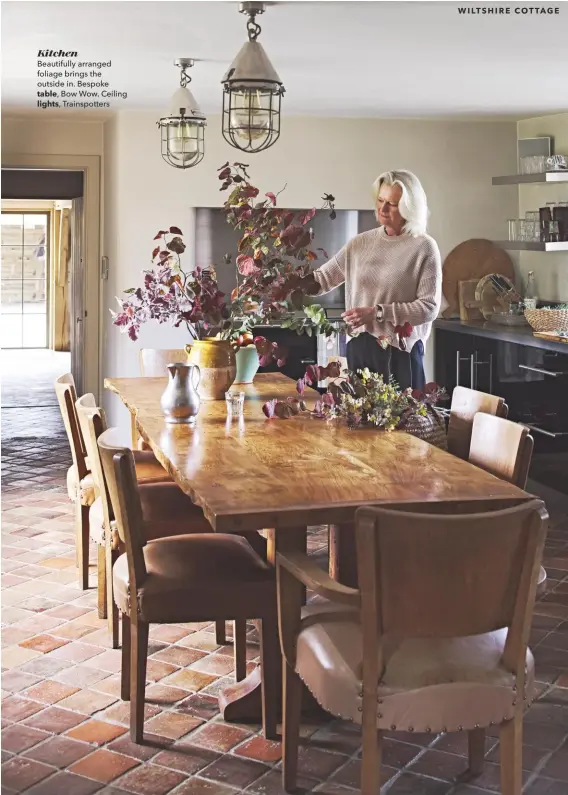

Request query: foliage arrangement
[
  {"left": 263, "top": 362, "right": 446, "bottom": 432},
  {"left": 111, "top": 162, "right": 338, "bottom": 362}
]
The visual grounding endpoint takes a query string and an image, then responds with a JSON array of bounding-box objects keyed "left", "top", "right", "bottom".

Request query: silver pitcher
[{"left": 160, "top": 362, "right": 201, "bottom": 424}]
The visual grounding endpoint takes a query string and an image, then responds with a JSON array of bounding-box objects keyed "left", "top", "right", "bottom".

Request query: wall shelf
[
  {"left": 492, "top": 173, "right": 568, "bottom": 185},
  {"left": 494, "top": 241, "right": 568, "bottom": 252}
]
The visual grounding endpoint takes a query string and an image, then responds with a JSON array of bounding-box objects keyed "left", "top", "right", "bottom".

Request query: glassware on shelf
[
  {"left": 548, "top": 221, "right": 560, "bottom": 243},
  {"left": 508, "top": 219, "right": 517, "bottom": 241},
  {"left": 225, "top": 390, "right": 245, "bottom": 416}
]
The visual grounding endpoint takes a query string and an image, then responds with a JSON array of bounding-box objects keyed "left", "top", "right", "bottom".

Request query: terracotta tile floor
[{"left": 2, "top": 401, "right": 568, "bottom": 794}]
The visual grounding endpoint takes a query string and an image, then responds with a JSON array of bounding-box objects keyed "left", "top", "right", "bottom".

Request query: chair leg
[
  {"left": 361, "top": 711, "right": 381, "bottom": 795},
  {"left": 468, "top": 728, "right": 486, "bottom": 776},
  {"left": 97, "top": 545, "right": 107, "bottom": 619},
  {"left": 260, "top": 615, "right": 279, "bottom": 741},
  {"left": 130, "top": 619, "right": 149, "bottom": 743},
  {"left": 107, "top": 546, "right": 119, "bottom": 650},
  {"left": 282, "top": 660, "right": 303, "bottom": 793},
  {"left": 500, "top": 714, "right": 523, "bottom": 795},
  {"left": 121, "top": 612, "right": 131, "bottom": 701},
  {"left": 215, "top": 620, "right": 226, "bottom": 645},
  {"left": 76, "top": 502, "right": 90, "bottom": 590},
  {"left": 234, "top": 619, "right": 247, "bottom": 682}
]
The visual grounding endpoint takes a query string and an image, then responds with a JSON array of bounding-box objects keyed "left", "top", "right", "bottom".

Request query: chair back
[
  {"left": 447, "top": 385, "right": 508, "bottom": 460},
  {"left": 469, "top": 413, "right": 534, "bottom": 489},
  {"left": 354, "top": 500, "right": 547, "bottom": 689},
  {"left": 54, "top": 373, "right": 88, "bottom": 480},
  {"left": 97, "top": 428, "right": 147, "bottom": 590},
  {"left": 75, "top": 394, "right": 113, "bottom": 531},
  {"left": 139, "top": 349, "right": 188, "bottom": 377}
]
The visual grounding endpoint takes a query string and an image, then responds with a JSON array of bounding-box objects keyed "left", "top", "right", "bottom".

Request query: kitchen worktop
[{"left": 434, "top": 318, "right": 568, "bottom": 354}]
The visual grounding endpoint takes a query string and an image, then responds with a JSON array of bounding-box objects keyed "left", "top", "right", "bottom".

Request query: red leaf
[
  {"left": 317, "top": 247, "right": 329, "bottom": 259},
  {"left": 262, "top": 399, "right": 277, "bottom": 418},
  {"left": 153, "top": 230, "right": 167, "bottom": 239},
  {"left": 218, "top": 161, "right": 230, "bottom": 171},
  {"left": 169, "top": 226, "right": 183, "bottom": 235},
  {"left": 298, "top": 208, "right": 316, "bottom": 226},
  {"left": 236, "top": 254, "right": 261, "bottom": 276},
  {"left": 265, "top": 192, "right": 277, "bottom": 206},
  {"left": 151, "top": 246, "right": 160, "bottom": 258}
]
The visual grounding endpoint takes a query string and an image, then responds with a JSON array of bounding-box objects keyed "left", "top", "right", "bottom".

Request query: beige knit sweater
[{"left": 313, "top": 226, "right": 442, "bottom": 351}]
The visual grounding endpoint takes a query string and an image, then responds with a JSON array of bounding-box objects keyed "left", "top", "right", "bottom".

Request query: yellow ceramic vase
[{"left": 186, "top": 339, "right": 236, "bottom": 400}]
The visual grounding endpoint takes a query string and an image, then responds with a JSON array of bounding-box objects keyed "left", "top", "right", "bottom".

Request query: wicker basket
[
  {"left": 524, "top": 308, "right": 568, "bottom": 333},
  {"left": 398, "top": 406, "right": 448, "bottom": 451}
]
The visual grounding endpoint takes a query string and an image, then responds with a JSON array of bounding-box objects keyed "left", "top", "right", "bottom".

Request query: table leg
[
  {"left": 329, "top": 523, "right": 358, "bottom": 587},
  {"left": 218, "top": 527, "right": 307, "bottom": 726}
]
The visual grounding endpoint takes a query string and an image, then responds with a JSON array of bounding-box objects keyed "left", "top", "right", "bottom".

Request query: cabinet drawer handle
[
  {"left": 523, "top": 423, "right": 568, "bottom": 439},
  {"left": 519, "top": 364, "right": 568, "bottom": 378}
]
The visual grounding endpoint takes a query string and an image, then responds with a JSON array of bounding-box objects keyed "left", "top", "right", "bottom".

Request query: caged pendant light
[
  {"left": 222, "top": 2, "right": 284, "bottom": 153},
  {"left": 157, "top": 59, "right": 207, "bottom": 169}
]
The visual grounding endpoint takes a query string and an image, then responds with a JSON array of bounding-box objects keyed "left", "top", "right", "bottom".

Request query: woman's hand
[{"left": 341, "top": 306, "right": 376, "bottom": 330}]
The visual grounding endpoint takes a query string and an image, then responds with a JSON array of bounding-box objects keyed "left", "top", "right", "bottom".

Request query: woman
[{"left": 302, "top": 170, "right": 442, "bottom": 390}]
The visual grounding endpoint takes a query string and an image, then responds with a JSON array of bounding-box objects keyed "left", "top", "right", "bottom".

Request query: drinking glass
[
  {"left": 548, "top": 221, "right": 560, "bottom": 243},
  {"left": 508, "top": 219, "right": 517, "bottom": 241},
  {"left": 225, "top": 390, "right": 245, "bottom": 416}
]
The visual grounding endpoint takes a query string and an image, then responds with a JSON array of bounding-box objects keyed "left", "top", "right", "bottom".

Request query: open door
[{"left": 69, "top": 197, "right": 85, "bottom": 394}]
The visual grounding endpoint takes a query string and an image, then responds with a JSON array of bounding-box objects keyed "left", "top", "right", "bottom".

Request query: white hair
[{"left": 371, "top": 169, "right": 429, "bottom": 237}]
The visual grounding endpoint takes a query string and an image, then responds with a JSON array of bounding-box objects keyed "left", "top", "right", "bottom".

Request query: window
[{"left": 1, "top": 212, "right": 49, "bottom": 348}]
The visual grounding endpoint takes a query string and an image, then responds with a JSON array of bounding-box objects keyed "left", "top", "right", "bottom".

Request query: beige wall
[
  {"left": 1, "top": 116, "right": 104, "bottom": 156},
  {"left": 517, "top": 112, "right": 568, "bottom": 302},
  {"left": 102, "top": 112, "right": 518, "bottom": 424}
]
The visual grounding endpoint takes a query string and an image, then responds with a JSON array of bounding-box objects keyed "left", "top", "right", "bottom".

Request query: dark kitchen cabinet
[{"left": 435, "top": 321, "right": 568, "bottom": 492}]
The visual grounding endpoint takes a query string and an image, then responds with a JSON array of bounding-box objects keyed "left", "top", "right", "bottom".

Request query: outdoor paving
[{"left": 2, "top": 355, "right": 568, "bottom": 794}]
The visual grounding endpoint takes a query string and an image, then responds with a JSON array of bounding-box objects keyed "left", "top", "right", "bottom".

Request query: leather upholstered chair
[
  {"left": 277, "top": 501, "right": 548, "bottom": 795},
  {"left": 447, "top": 385, "right": 508, "bottom": 461},
  {"left": 97, "top": 427, "right": 278, "bottom": 743},
  {"left": 76, "top": 395, "right": 231, "bottom": 652},
  {"left": 55, "top": 374, "right": 97, "bottom": 589},
  {"left": 469, "top": 412, "right": 546, "bottom": 595},
  {"left": 139, "top": 348, "right": 188, "bottom": 377}
]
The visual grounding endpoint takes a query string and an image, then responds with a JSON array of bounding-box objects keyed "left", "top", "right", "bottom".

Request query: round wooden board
[{"left": 442, "top": 239, "right": 515, "bottom": 318}]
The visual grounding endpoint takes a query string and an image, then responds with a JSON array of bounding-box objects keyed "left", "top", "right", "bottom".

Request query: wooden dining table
[{"left": 105, "top": 372, "right": 533, "bottom": 722}]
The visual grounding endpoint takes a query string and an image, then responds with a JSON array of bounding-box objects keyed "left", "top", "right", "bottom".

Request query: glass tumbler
[
  {"left": 508, "top": 219, "right": 517, "bottom": 241},
  {"left": 225, "top": 390, "right": 245, "bottom": 416}
]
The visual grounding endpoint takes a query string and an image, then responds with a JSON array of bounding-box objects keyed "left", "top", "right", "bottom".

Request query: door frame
[{"left": 1, "top": 154, "right": 101, "bottom": 398}]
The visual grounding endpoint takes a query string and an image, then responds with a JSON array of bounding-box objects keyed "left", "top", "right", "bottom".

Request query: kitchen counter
[{"left": 434, "top": 318, "right": 568, "bottom": 354}]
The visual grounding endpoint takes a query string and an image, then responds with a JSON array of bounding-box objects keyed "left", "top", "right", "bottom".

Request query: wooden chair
[
  {"left": 139, "top": 348, "right": 188, "bottom": 377},
  {"left": 55, "top": 373, "right": 95, "bottom": 589},
  {"left": 139, "top": 347, "right": 238, "bottom": 649},
  {"left": 76, "top": 394, "right": 215, "bottom": 649},
  {"left": 469, "top": 412, "right": 546, "bottom": 594},
  {"left": 277, "top": 500, "right": 548, "bottom": 795},
  {"left": 97, "top": 427, "right": 278, "bottom": 743},
  {"left": 447, "top": 385, "right": 508, "bottom": 460}
]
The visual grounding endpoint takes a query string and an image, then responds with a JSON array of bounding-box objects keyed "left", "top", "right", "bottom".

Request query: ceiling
[{"left": 2, "top": 0, "right": 568, "bottom": 119}]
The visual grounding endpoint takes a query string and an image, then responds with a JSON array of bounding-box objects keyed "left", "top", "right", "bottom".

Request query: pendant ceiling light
[
  {"left": 157, "top": 59, "right": 207, "bottom": 169},
  {"left": 222, "top": 2, "right": 284, "bottom": 153}
]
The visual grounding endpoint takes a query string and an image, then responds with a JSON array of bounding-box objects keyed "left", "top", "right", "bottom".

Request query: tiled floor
[{"left": 2, "top": 368, "right": 568, "bottom": 794}]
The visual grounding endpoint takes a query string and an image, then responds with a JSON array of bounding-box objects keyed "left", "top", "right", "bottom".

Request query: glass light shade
[
  {"left": 159, "top": 117, "right": 205, "bottom": 169},
  {"left": 229, "top": 88, "right": 272, "bottom": 141}
]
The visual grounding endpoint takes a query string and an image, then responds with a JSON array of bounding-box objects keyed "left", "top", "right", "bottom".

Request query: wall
[
  {"left": 102, "top": 112, "right": 518, "bottom": 424},
  {"left": 1, "top": 116, "right": 104, "bottom": 157},
  {"left": 517, "top": 113, "right": 568, "bottom": 302}
]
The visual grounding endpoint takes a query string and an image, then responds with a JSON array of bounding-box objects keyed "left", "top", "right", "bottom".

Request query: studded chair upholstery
[{"left": 277, "top": 501, "right": 548, "bottom": 795}]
